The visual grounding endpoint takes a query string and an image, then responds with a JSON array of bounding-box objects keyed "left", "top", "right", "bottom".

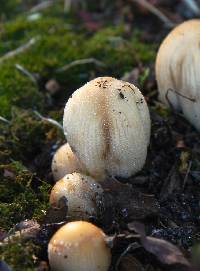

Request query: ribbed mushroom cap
[
  {"left": 51, "top": 143, "right": 86, "bottom": 181},
  {"left": 50, "top": 173, "right": 103, "bottom": 219},
  {"left": 156, "top": 19, "right": 200, "bottom": 131},
  {"left": 63, "top": 77, "right": 150, "bottom": 178},
  {"left": 48, "top": 221, "right": 111, "bottom": 271}
]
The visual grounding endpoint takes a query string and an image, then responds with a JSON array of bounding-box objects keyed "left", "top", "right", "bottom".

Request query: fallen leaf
[
  {"left": 2, "top": 220, "right": 40, "bottom": 243},
  {"left": 128, "top": 222, "right": 190, "bottom": 267},
  {"left": 3, "top": 169, "right": 15, "bottom": 179}
]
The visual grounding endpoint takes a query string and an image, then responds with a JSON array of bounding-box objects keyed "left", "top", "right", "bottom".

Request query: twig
[
  {"left": 64, "top": 0, "right": 86, "bottom": 13},
  {"left": 0, "top": 116, "right": 10, "bottom": 124},
  {"left": 0, "top": 37, "right": 39, "bottom": 65},
  {"left": 183, "top": 160, "right": 192, "bottom": 189},
  {"left": 130, "top": 0, "right": 176, "bottom": 28},
  {"left": 29, "top": 0, "right": 56, "bottom": 13},
  {"left": 44, "top": 221, "right": 67, "bottom": 227},
  {"left": 15, "top": 64, "right": 38, "bottom": 86},
  {"left": 33, "top": 111, "right": 63, "bottom": 131},
  {"left": 56, "top": 58, "right": 106, "bottom": 73},
  {"left": 183, "top": 0, "right": 200, "bottom": 15},
  {"left": 64, "top": 0, "right": 72, "bottom": 12}
]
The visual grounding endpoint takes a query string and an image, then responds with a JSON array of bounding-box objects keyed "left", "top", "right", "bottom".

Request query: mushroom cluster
[
  {"left": 156, "top": 19, "right": 200, "bottom": 131},
  {"left": 48, "top": 76, "right": 151, "bottom": 270}
]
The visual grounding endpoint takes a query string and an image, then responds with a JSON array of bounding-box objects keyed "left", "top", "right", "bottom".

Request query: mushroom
[
  {"left": 48, "top": 221, "right": 111, "bottom": 271},
  {"left": 49, "top": 172, "right": 103, "bottom": 219},
  {"left": 63, "top": 77, "right": 150, "bottom": 179},
  {"left": 52, "top": 143, "right": 86, "bottom": 181},
  {"left": 156, "top": 19, "right": 200, "bottom": 131}
]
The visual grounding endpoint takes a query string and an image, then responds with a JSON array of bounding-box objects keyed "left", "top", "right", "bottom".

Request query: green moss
[
  {"left": 0, "top": 3, "right": 157, "bottom": 269},
  {"left": 0, "top": 108, "right": 62, "bottom": 162},
  {"left": 0, "top": 108, "right": 62, "bottom": 230},
  {"left": 131, "top": 34, "right": 156, "bottom": 63},
  {"left": 85, "top": 27, "right": 156, "bottom": 77},
  {"left": 0, "top": 161, "right": 51, "bottom": 230},
  {"left": 0, "top": 12, "right": 156, "bottom": 117},
  {"left": 0, "top": 16, "right": 85, "bottom": 117},
  {"left": 0, "top": 238, "right": 39, "bottom": 271},
  {"left": 0, "top": 65, "right": 44, "bottom": 117}
]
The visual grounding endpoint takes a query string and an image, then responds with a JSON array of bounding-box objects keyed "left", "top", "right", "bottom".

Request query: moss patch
[
  {"left": 0, "top": 238, "right": 39, "bottom": 271},
  {"left": 0, "top": 1, "right": 156, "bottom": 269},
  {"left": 0, "top": 10, "right": 155, "bottom": 118}
]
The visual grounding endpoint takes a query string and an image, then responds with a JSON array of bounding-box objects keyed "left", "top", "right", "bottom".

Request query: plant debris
[{"left": 128, "top": 222, "right": 190, "bottom": 267}]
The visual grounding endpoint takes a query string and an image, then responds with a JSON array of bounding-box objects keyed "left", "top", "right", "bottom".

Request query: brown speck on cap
[{"left": 119, "top": 91, "right": 125, "bottom": 99}]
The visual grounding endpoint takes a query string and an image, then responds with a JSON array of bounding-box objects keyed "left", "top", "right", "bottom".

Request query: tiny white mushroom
[
  {"left": 48, "top": 221, "right": 111, "bottom": 271},
  {"left": 156, "top": 19, "right": 200, "bottom": 131},
  {"left": 50, "top": 173, "right": 103, "bottom": 219},
  {"left": 63, "top": 76, "right": 150, "bottom": 179},
  {"left": 52, "top": 143, "right": 86, "bottom": 181}
]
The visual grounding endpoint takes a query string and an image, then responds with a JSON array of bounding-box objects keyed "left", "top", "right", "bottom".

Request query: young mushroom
[
  {"left": 48, "top": 221, "right": 111, "bottom": 271},
  {"left": 63, "top": 77, "right": 150, "bottom": 179},
  {"left": 52, "top": 143, "right": 86, "bottom": 181},
  {"left": 156, "top": 19, "right": 200, "bottom": 131},
  {"left": 50, "top": 172, "right": 103, "bottom": 219}
]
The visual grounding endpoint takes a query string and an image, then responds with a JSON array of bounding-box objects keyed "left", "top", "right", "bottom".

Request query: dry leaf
[{"left": 128, "top": 222, "right": 190, "bottom": 267}]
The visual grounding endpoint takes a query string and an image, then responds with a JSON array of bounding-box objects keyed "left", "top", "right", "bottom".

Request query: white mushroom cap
[
  {"left": 48, "top": 221, "right": 111, "bottom": 271},
  {"left": 63, "top": 77, "right": 150, "bottom": 178},
  {"left": 49, "top": 173, "right": 103, "bottom": 219},
  {"left": 156, "top": 19, "right": 200, "bottom": 131},
  {"left": 52, "top": 143, "right": 86, "bottom": 181}
]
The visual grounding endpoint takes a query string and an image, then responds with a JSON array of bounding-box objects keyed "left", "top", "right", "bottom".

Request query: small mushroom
[
  {"left": 63, "top": 77, "right": 150, "bottom": 178},
  {"left": 156, "top": 19, "right": 200, "bottom": 131},
  {"left": 48, "top": 221, "right": 111, "bottom": 271},
  {"left": 52, "top": 143, "right": 86, "bottom": 181},
  {"left": 49, "top": 172, "right": 103, "bottom": 219}
]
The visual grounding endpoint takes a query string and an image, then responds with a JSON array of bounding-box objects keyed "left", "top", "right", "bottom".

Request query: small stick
[
  {"left": 29, "top": 0, "right": 56, "bottom": 13},
  {"left": 44, "top": 221, "right": 67, "bottom": 227},
  {"left": 183, "top": 0, "right": 200, "bottom": 15},
  {"left": 183, "top": 160, "right": 192, "bottom": 189},
  {"left": 0, "top": 116, "right": 10, "bottom": 124},
  {"left": 0, "top": 37, "right": 39, "bottom": 65},
  {"left": 56, "top": 58, "right": 106, "bottom": 73},
  {"left": 130, "top": 0, "right": 176, "bottom": 28},
  {"left": 64, "top": 0, "right": 72, "bottom": 12},
  {"left": 15, "top": 64, "right": 38, "bottom": 86},
  {"left": 33, "top": 111, "right": 63, "bottom": 131}
]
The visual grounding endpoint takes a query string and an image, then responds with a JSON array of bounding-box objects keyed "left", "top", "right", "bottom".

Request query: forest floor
[{"left": 0, "top": 1, "right": 200, "bottom": 270}]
